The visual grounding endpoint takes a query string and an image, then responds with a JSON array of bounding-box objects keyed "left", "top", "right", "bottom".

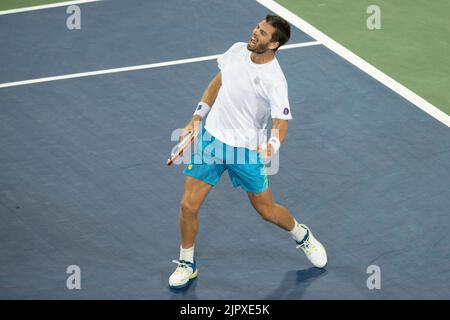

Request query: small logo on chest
[{"left": 253, "top": 76, "right": 261, "bottom": 85}]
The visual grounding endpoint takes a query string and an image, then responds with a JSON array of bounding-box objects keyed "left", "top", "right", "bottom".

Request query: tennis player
[{"left": 169, "top": 15, "right": 327, "bottom": 289}]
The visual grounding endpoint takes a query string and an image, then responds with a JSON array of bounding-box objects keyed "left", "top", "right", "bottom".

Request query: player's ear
[{"left": 269, "top": 41, "right": 279, "bottom": 51}]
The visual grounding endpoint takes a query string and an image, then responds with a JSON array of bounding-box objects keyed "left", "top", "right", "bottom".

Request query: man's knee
[{"left": 180, "top": 198, "right": 201, "bottom": 217}]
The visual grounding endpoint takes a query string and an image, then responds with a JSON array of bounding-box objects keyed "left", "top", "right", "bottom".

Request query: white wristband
[
  {"left": 268, "top": 136, "right": 281, "bottom": 154},
  {"left": 193, "top": 102, "right": 211, "bottom": 119}
]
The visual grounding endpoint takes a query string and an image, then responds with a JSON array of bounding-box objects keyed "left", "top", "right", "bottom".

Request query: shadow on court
[{"left": 265, "top": 267, "right": 328, "bottom": 299}]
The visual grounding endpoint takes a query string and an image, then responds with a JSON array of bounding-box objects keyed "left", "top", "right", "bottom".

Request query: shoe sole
[{"left": 169, "top": 270, "right": 198, "bottom": 289}]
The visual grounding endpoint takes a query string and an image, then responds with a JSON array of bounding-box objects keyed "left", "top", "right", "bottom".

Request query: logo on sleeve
[
  {"left": 197, "top": 105, "right": 202, "bottom": 110},
  {"left": 283, "top": 108, "right": 290, "bottom": 115}
]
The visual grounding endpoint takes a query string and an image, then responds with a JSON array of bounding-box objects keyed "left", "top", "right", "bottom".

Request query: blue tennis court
[{"left": 1, "top": 0, "right": 449, "bottom": 299}]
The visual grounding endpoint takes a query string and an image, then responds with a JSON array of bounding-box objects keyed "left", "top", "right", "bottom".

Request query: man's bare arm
[
  {"left": 184, "top": 72, "right": 222, "bottom": 132},
  {"left": 271, "top": 118, "right": 288, "bottom": 144},
  {"left": 200, "top": 72, "right": 222, "bottom": 108},
  {"left": 258, "top": 118, "right": 289, "bottom": 158}
]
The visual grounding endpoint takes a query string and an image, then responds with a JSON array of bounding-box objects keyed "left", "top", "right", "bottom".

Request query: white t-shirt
[{"left": 204, "top": 42, "right": 292, "bottom": 150}]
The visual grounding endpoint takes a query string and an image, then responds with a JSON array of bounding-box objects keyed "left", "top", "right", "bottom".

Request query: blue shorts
[{"left": 183, "top": 128, "right": 269, "bottom": 193}]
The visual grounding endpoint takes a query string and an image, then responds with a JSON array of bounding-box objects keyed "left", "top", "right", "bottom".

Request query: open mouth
[{"left": 250, "top": 37, "right": 257, "bottom": 45}]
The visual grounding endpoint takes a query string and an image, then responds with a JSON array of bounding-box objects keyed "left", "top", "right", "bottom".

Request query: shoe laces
[
  {"left": 172, "top": 260, "right": 192, "bottom": 274},
  {"left": 296, "top": 239, "right": 312, "bottom": 250},
  {"left": 297, "top": 240, "right": 316, "bottom": 256},
  {"left": 296, "top": 230, "right": 316, "bottom": 253}
]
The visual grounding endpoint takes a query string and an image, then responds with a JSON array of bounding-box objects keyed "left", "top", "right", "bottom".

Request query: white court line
[
  {"left": 257, "top": 0, "right": 450, "bottom": 127},
  {"left": 279, "top": 41, "right": 321, "bottom": 50},
  {"left": 0, "top": 0, "right": 102, "bottom": 15},
  {"left": 0, "top": 41, "right": 320, "bottom": 89}
]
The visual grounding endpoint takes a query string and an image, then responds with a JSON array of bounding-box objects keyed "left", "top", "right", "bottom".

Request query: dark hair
[{"left": 265, "top": 14, "right": 291, "bottom": 50}]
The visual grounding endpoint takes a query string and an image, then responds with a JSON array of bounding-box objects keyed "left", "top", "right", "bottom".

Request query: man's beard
[{"left": 247, "top": 41, "right": 270, "bottom": 54}]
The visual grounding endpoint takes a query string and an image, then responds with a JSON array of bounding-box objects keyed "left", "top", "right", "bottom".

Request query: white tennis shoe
[
  {"left": 296, "top": 224, "right": 328, "bottom": 268},
  {"left": 169, "top": 259, "right": 198, "bottom": 289}
]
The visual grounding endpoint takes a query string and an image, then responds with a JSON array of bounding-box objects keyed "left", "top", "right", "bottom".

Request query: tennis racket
[{"left": 167, "top": 129, "right": 199, "bottom": 166}]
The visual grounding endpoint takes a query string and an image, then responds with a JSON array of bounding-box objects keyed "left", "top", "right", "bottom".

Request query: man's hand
[
  {"left": 180, "top": 115, "right": 201, "bottom": 141},
  {"left": 257, "top": 143, "right": 273, "bottom": 161},
  {"left": 258, "top": 119, "right": 288, "bottom": 160}
]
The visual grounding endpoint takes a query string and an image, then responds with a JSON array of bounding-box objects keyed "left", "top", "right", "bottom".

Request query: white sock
[
  {"left": 289, "top": 220, "right": 307, "bottom": 242},
  {"left": 179, "top": 245, "right": 194, "bottom": 263}
]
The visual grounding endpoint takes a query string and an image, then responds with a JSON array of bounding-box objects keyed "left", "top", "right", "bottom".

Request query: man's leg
[
  {"left": 179, "top": 176, "right": 213, "bottom": 249},
  {"left": 247, "top": 187, "right": 295, "bottom": 231},
  {"left": 247, "top": 187, "right": 327, "bottom": 268},
  {"left": 169, "top": 176, "right": 212, "bottom": 289}
]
